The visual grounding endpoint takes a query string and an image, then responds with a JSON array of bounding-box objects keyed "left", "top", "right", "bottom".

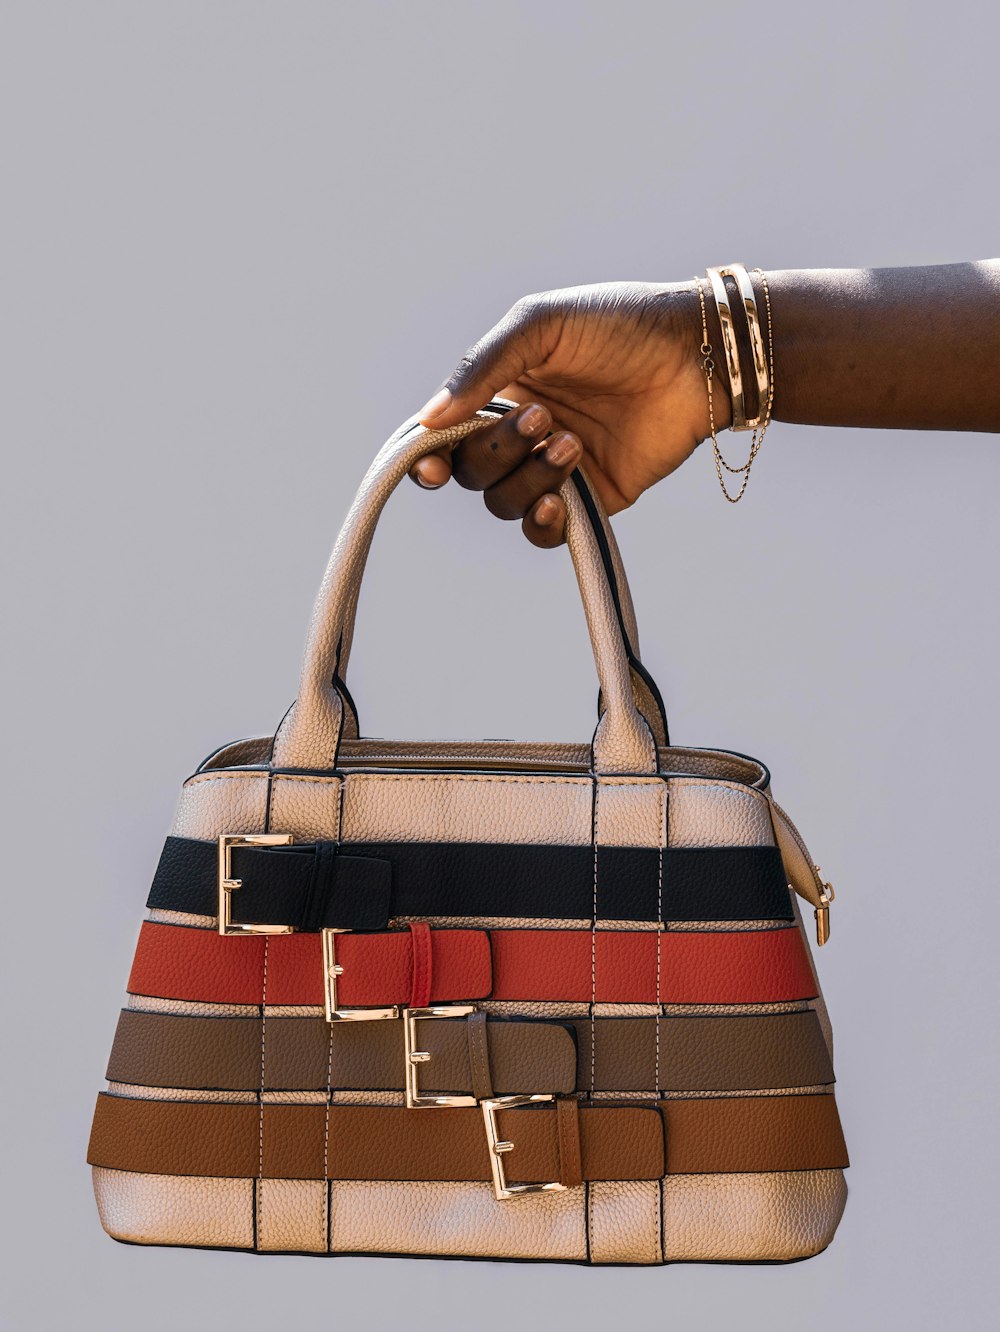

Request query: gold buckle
[
  {"left": 217, "top": 834, "right": 295, "bottom": 936},
  {"left": 322, "top": 927, "right": 399, "bottom": 1023},
  {"left": 402, "top": 1006, "right": 478, "bottom": 1108},
  {"left": 480, "top": 1095, "right": 567, "bottom": 1201}
]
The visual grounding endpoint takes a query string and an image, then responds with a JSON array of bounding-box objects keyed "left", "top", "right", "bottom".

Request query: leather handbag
[{"left": 88, "top": 401, "right": 848, "bottom": 1264}]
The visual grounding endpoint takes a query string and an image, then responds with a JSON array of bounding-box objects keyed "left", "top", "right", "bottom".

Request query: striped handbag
[{"left": 88, "top": 403, "right": 848, "bottom": 1264}]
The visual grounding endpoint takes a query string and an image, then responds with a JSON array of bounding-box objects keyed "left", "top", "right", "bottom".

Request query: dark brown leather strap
[
  {"left": 106, "top": 1008, "right": 833, "bottom": 1094},
  {"left": 88, "top": 1094, "right": 668, "bottom": 1182},
  {"left": 465, "top": 1010, "right": 495, "bottom": 1101},
  {"left": 106, "top": 1010, "right": 577, "bottom": 1095}
]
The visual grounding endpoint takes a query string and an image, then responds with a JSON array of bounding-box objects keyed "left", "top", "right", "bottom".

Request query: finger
[
  {"left": 450, "top": 401, "right": 552, "bottom": 492},
  {"left": 522, "top": 493, "right": 566, "bottom": 549},
  {"left": 483, "top": 430, "right": 582, "bottom": 521},
  {"left": 417, "top": 295, "right": 560, "bottom": 427},
  {"left": 408, "top": 445, "right": 452, "bottom": 490}
]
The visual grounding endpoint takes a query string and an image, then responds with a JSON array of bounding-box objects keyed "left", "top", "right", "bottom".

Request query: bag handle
[
  {"left": 271, "top": 408, "right": 661, "bottom": 774},
  {"left": 333, "top": 402, "right": 669, "bottom": 748}
]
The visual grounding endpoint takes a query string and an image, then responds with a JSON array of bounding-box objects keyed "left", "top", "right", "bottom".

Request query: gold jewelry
[
  {"left": 694, "top": 268, "right": 775, "bottom": 503},
  {"left": 704, "top": 263, "right": 770, "bottom": 430}
]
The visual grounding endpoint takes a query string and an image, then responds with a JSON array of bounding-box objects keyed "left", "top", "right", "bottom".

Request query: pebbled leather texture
[
  {"left": 270, "top": 412, "right": 657, "bottom": 774},
  {"left": 88, "top": 409, "right": 847, "bottom": 1265},
  {"left": 90, "top": 1169, "right": 847, "bottom": 1263},
  {"left": 106, "top": 1007, "right": 832, "bottom": 1094},
  {"left": 661, "top": 1169, "right": 848, "bottom": 1262},
  {"left": 127, "top": 919, "right": 816, "bottom": 1007}
]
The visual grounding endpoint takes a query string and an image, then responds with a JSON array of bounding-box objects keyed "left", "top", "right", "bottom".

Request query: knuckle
[
  {"left": 483, "top": 488, "right": 519, "bottom": 521},
  {"left": 446, "top": 351, "right": 479, "bottom": 391}
]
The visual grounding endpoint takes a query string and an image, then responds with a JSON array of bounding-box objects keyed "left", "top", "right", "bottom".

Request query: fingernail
[
  {"left": 419, "top": 387, "right": 452, "bottom": 422},
  {"left": 517, "top": 403, "right": 550, "bottom": 436},
  {"left": 545, "top": 432, "right": 580, "bottom": 467},
  {"left": 414, "top": 458, "right": 445, "bottom": 488},
  {"left": 535, "top": 495, "right": 560, "bottom": 525}
]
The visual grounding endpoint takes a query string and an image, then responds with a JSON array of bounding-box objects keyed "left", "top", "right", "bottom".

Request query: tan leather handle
[
  {"left": 271, "top": 409, "right": 658, "bottom": 773},
  {"left": 334, "top": 405, "right": 667, "bottom": 747}
]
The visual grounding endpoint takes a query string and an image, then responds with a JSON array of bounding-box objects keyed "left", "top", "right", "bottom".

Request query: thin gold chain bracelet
[{"left": 694, "top": 268, "right": 776, "bottom": 503}]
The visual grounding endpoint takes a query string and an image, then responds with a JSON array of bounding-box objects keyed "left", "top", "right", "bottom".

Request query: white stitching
[
  {"left": 322, "top": 1024, "right": 334, "bottom": 1250},
  {"left": 590, "top": 778, "right": 599, "bottom": 1095},
  {"left": 656, "top": 780, "right": 665, "bottom": 1094},
  {"left": 256, "top": 937, "right": 269, "bottom": 1250}
]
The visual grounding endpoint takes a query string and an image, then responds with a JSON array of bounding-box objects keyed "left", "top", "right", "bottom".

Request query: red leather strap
[
  {"left": 490, "top": 928, "right": 816, "bottom": 1004},
  {"left": 128, "top": 922, "right": 815, "bottom": 1007},
  {"left": 406, "top": 921, "right": 433, "bottom": 1008},
  {"left": 129, "top": 923, "right": 492, "bottom": 1007}
]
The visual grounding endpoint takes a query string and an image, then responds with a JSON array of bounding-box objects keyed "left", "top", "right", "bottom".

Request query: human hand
[{"left": 410, "top": 281, "right": 730, "bottom": 546}]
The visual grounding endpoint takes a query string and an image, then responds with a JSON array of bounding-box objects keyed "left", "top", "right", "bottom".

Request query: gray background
[{"left": 2, "top": 2, "right": 996, "bottom": 1329}]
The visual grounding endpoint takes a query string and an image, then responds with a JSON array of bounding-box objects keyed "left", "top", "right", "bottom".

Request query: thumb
[{"left": 418, "top": 294, "right": 561, "bottom": 427}]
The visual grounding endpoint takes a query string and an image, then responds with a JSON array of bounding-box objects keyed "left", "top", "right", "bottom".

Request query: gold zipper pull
[{"left": 813, "top": 868, "right": 835, "bottom": 946}]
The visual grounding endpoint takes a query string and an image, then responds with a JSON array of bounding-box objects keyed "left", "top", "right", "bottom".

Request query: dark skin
[{"left": 410, "top": 261, "right": 1000, "bottom": 546}]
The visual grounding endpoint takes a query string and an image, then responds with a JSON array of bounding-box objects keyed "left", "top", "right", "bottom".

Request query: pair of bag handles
[{"left": 272, "top": 401, "right": 669, "bottom": 774}]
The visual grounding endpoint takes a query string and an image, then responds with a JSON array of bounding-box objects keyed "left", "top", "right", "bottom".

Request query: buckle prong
[
  {"left": 403, "top": 1006, "right": 478, "bottom": 1107},
  {"left": 322, "top": 927, "right": 398, "bottom": 1023},
  {"left": 480, "top": 1094, "right": 567, "bottom": 1200}
]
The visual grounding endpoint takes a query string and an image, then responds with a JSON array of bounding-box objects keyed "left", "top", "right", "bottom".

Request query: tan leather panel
[
  {"left": 661, "top": 1169, "right": 848, "bottom": 1261},
  {"left": 589, "top": 1181, "right": 662, "bottom": 1264},
  {"left": 669, "top": 780, "right": 776, "bottom": 847},
  {"left": 258, "top": 1179, "right": 327, "bottom": 1253},
  {"left": 128, "top": 993, "right": 257, "bottom": 1017},
  {"left": 93, "top": 1168, "right": 847, "bottom": 1262},
  {"left": 340, "top": 771, "right": 593, "bottom": 844},
  {"left": 594, "top": 778, "right": 666, "bottom": 848},
  {"left": 169, "top": 742, "right": 779, "bottom": 860},
  {"left": 91, "top": 1168, "right": 253, "bottom": 1249},
  {"left": 328, "top": 1180, "right": 587, "bottom": 1259},
  {"left": 170, "top": 772, "right": 269, "bottom": 839},
  {"left": 268, "top": 773, "right": 342, "bottom": 841},
  {"left": 105, "top": 1081, "right": 258, "bottom": 1103}
]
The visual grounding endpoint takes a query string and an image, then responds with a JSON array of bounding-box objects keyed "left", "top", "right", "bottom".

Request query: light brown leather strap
[
  {"left": 556, "top": 1096, "right": 583, "bottom": 1188},
  {"left": 89, "top": 1092, "right": 848, "bottom": 1181},
  {"left": 88, "top": 1095, "right": 670, "bottom": 1183}
]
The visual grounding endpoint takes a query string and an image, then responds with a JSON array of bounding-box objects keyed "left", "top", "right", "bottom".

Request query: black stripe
[{"left": 147, "top": 836, "right": 792, "bottom": 928}]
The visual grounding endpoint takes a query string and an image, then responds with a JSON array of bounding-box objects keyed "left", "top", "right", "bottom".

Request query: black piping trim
[
  {"left": 109, "top": 1230, "right": 836, "bottom": 1266},
  {"left": 570, "top": 468, "right": 670, "bottom": 746},
  {"left": 183, "top": 761, "right": 771, "bottom": 792}
]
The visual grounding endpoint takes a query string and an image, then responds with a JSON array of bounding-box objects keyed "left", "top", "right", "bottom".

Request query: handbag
[{"left": 88, "top": 401, "right": 848, "bottom": 1264}]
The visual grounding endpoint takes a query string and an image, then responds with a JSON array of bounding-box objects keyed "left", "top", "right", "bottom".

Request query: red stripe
[
  {"left": 406, "top": 921, "right": 433, "bottom": 1008},
  {"left": 128, "top": 923, "right": 492, "bottom": 1007},
  {"left": 128, "top": 921, "right": 815, "bottom": 1007},
  {"left": 490, "top": 928, "right": 816, "bottom": 1003}
]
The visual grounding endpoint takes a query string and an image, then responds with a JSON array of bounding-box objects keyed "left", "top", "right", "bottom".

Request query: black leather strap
[
  {"left": 147, "top": 836, "right": 794, "bottom": 929},
  {"left": 150, "top": 837, "right": 392, "bottom": 931}
]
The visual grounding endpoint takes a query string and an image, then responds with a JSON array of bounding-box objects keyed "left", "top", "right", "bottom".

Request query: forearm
[{"left": 694, "top": 260, "right": 1000, "bottom": 433}]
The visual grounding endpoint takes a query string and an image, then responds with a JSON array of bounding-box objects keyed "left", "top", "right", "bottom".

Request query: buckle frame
[
  {"left": 402, "top": 1005, "right": 478, "bottom": 1108},
  {"left": 480, "top": 1094, "right": 567, "bottom": 1201},
  {"left": 217, "top": 834, "right": 295, "bottom": 936},
  {"left": 322, "top": 927, "right": 399, "bottom": 1023}
]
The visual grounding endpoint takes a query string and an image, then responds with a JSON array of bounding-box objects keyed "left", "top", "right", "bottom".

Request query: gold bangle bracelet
[{"left": 705, "top": 262, "right": 770, "bottom": 431}]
